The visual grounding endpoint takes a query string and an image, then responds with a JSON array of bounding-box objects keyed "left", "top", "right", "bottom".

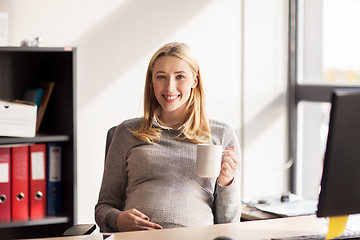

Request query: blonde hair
[{"left": 132, "top": 42, "right": 211, "bottom": 144}]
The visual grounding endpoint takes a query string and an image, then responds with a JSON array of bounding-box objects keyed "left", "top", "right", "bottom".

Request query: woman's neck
[{"left": 159, "top": 110, "right": 187, "bottom": 129}]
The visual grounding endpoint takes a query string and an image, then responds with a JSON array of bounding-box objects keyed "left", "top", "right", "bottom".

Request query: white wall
[
  {"left": 242, "top": 0, "right": 288, "bottom": 199},
  {"left": 0, "top": 0, "right": 288, "bottom": 225}
]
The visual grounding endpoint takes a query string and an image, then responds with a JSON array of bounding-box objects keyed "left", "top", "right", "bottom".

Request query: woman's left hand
[{"left": 217, "top": 146, "right": 239, "bottom": 186}]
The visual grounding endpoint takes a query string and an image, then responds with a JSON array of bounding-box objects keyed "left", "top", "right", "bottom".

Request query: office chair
[{"left": 63, "top": 126, "right": 116, "bottom": 236}]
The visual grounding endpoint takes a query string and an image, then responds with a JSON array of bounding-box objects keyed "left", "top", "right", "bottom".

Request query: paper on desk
[
  {"left": 254, "top": 199, "right": 318, "bottom": 217},
  {"left": 84, "top": 233, "right": 113, "bottom": 240},
  {"left": 345, "top": 214, "right": 360, "bottom": 231}
]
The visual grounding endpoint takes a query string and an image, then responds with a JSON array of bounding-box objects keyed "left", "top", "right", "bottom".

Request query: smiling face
[{"left": 152, "top": 56, "right": 198, "bottom": 122}]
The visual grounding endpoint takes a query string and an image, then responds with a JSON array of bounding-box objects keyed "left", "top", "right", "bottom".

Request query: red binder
[
  {"left": 29, "top": 144, "right": 47, "bottom": 218},
  {"left": 11, "top": 145, "right": 29, "bottom": 219},
  {"left": 0, "top": 147, "right": 11, "bottom": 220}
]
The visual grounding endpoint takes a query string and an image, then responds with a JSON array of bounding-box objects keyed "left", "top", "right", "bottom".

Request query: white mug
[{"left": 196, "top": 144, "right": 223, "bottom": 178}]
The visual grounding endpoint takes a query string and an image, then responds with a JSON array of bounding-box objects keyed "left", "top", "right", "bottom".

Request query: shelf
[
  {"left": 0, "top": 46, "right": 74, "bottom": 53},
  {"left": 0, "top": 47, "right": 76, "bottom": 239},
  {"left": 0, "top": 216, "right": 70, "bottom": 228},
  {"left": 0, "top": 134, "right": 71, "bottom": 144}
]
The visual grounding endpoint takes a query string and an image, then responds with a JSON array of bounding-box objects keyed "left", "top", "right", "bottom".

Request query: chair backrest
[
  {"left": 63, "top": 126, "right": 117, "bottom": 236},
  {"left": 105, "top": 126, "right": 116, "bottom": 159}
]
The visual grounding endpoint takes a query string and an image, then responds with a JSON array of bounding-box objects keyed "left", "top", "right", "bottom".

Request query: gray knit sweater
[{"left": 95, "top": 118, "right": 241, "bottom": 232}]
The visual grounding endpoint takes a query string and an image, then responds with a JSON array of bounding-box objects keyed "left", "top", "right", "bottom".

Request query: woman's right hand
[{"left": 116, "top": 208, "right": 163, "bottom": 232}]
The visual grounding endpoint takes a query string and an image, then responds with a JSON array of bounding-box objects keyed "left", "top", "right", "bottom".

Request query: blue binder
[
  {"left": 46, "top": 142, "right": 63, "bottom": 215},
  {"left": 23, "top": 88, "right": 44, "bottom": 107}
]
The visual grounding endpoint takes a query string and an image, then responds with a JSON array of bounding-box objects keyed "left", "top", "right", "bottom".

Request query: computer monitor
[{"left": 317, "top": 88, "right": 360, "bottom": 217}]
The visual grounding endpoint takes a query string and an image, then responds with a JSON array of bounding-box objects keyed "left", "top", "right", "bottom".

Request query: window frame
[{"left": 288, "top": 0, "right": 360, "bottom": 193}]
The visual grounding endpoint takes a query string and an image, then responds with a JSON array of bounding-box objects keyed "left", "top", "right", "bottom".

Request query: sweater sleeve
[
  {"left": 95, "top": 123, "right": 130, "bottom": 232},
  {"left": 213, "top": 125, "right": 242, "bottom": 224}
]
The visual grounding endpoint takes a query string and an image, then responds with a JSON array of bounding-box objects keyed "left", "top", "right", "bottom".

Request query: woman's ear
[{"left": 192, "top": 74, "right": 199, "bottom": 88}]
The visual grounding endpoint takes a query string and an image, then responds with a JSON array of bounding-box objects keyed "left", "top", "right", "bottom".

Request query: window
[{"left": 289, "top": 0, "right": 360, "bottom": 198}]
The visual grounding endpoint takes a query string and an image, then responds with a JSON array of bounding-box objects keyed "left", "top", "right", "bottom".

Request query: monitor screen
[{"left": 317, "top": 88, "right": 360, "bottom": 217}]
